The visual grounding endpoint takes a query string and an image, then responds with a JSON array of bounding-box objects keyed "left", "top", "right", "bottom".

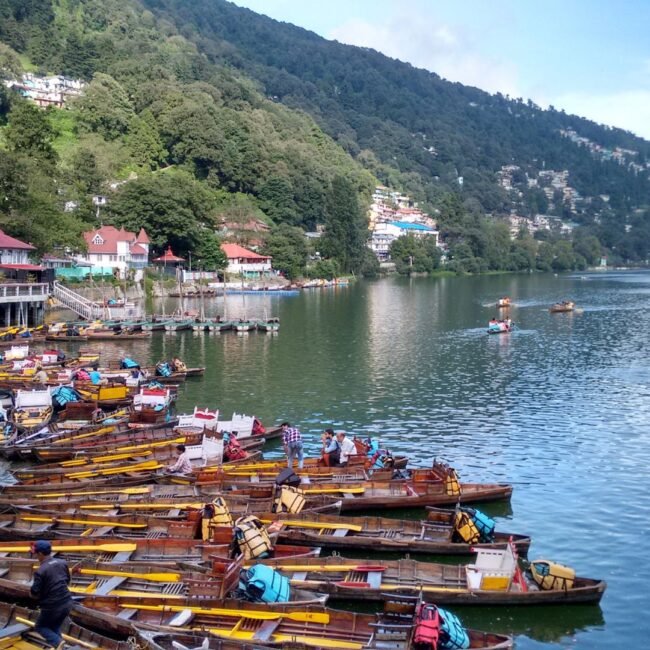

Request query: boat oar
[
  {"left": 34, "top": 487, "right": 151, "bottom": 498},
  {"left": 94, "top": 502, "right": 203, "bottom": 511},
  {"left": 77, "top": 568, "right": 181, "bottom": 582},
  {"left": 15, "top": 616, "right": 98, "bottom": 649},
  {"left": 259, "top": 519, "right": 362, "bottom": 532},
  {"left": 121, "top": 602, "right": 330, "bottom": 624},
  {"left": 246, "top": 564, "right": 387, "bottom": 573},
  {"left": 207, "top": 629, "right": 361, "bottom": 649},
  {"left": 0, "top": 542, "right": 136, "bottom": 553},
  {"left": 303, "top": 487, "right": 365, "bottom": 495},
  {"left": 20, "top": 516, "right": 147, "bottom": 529}
]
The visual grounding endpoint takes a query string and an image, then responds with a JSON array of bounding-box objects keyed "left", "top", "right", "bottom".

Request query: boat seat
[
  {"left": 117, "top": 609, "right": 137, "bottom": 620},
  {"left": 168, "top": 610, "right": 193, "bottom": 627},
  {"left": 367, "top": 571, "right": 383, "bottom": 589},
  {"left": 0, "top": 623, "right": 30, "bottom": 639},
  {"left": 292, "top": 572, "right": 308, "bottom": 581},
  {"left": 93, "top": 576, "right": 127, "bottom": 596},
  {"left": 0, "top": 522, "right": 12, "bottom": 528},
  {"left": 168, "top": 509, "right": 181, "bottom": 517},
  {"left": 253, "top": 619, "right": 281, "bottom": 642},
  {"left": 110, "top": 551, "right": 133, "bottom": 562},
  {"left": 332, "top": 528, "right": 349, "bottom": 537},
  {"left": 88, "top": 526, "right": 114, "bottom": 537}
]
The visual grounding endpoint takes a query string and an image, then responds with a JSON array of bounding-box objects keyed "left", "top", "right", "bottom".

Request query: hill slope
[{"left": 143, "top": 1, "right": 650, "bottom": 243}]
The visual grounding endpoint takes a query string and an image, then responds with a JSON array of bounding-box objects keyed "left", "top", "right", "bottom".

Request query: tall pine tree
[{"left": 320, "top": 176, "right": 368, "bottom": 274}]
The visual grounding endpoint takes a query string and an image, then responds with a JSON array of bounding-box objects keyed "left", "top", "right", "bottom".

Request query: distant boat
[
  {"left": 496, "top": 297, "right": 512, "bottom": 308},
  {"left": 549, "top": 301, "right": 575, "bottom": 313},
  {"left": 487, "top": 319, "right": 514, "bottom": 335}
]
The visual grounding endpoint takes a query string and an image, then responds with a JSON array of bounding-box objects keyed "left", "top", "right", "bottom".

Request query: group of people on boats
[
  {"left": 280, "top": 422, "right": 359, "bottom": 469},
  {"left": 488, "top": 317, "right": 514, "bottom": 334}
]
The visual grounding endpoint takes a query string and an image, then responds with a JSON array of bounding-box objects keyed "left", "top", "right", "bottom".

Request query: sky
[{"left": 231, "top": 0, "right": 650, "bottom": 140}]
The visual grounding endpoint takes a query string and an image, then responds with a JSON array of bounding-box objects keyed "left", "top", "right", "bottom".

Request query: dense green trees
[
  {"left": 320, "top": 176, "right": 369, "bottom": 274},
  {"left": 261, "top": 224, "right": 308, "bottom": 280}
]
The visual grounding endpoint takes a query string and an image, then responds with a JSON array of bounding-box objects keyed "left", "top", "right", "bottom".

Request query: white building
[
  {"left": 221, "top": 243, "right": 272, "bottom": 277},
  {"left": 368, "top": 221, "right": 439, "bottom": 261},
  {"left": 77, "top": 226, "right": 150, "bottom": 277}
]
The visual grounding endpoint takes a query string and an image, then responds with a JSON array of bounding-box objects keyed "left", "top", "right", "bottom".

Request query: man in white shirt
[
  {"left": 336, "top": 432, "right": 357, "bottom": 466},
  {"left": 167, "top": 444, "right": 193, "bottom": 473}
]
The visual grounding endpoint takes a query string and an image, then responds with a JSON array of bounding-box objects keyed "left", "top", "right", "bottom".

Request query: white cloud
[
  {"left": 328, "top": 13, "right": 520, "bottom": 97},
  {"left": 552, "top": 90, "right": 650, "bottom": 140}
]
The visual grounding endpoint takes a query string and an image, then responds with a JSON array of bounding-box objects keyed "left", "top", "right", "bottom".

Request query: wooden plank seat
[
  {"left": 0, "top": 624, "right": 30, "bottom": 639},
  {"left": 253, "top": 620, "right": 281, "bottom": 642},
  {"left": 94, "top": 576, "right": 127, "bottom": 596}
]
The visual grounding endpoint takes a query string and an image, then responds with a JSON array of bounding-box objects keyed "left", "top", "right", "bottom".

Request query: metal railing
[
  {"left": 52, "top": 281, "right": 103, "bottom": 320},
  {"left": 0, "top": 283, "right": 49, "bottom": 299}
]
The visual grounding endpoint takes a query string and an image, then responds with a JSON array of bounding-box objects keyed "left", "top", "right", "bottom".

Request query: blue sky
[{"left": 232, "top": 0, "right": 650, "bottom": 139}]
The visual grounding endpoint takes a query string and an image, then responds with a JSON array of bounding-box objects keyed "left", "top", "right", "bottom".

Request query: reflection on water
[{"left": 5, "top": 271, "right": 650, "bottom": 647}]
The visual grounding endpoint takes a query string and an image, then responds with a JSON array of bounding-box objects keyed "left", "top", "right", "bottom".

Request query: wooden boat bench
[
  {"left": 0, "top": 623, "right": 31, "bottom": 639},
  {"left": 88, "top": 526, "right": 115, "bottom": 537},
  {"left": 332, "top": 528, "right": 349, "bottom": 537},
  {"left": 366, "top": 571, "right": 383, "bottom": 589},
  {"left": 110, "top": 551, "right": 133, "bottom": 562},
  {"left": 292, "top": 571, "right": 308, "bottom": 581},
  {"left": 93, "top": 576, "right": 127, "bottom": 596},
  {"left": 253, "top": 619, "right": 281, "bottom": 642},
  {"left": 168, "top": 609, "right": 193, "bottom": 627},
  {"left": 117, "top": 609, "right": 137, "bottom": 620}
]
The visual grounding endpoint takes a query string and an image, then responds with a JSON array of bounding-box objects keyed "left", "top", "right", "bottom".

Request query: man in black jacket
[{"left": 30, "top": 540, "right": 73, "bottom": 647}]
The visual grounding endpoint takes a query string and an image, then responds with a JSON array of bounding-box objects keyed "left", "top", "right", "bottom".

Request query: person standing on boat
[
  {"left": 167, "top": 444, "right": 193, "bottom": 473},
  {"left": 30, "top": 540, "right": 73, "bottom": 647},
  {"left": 281, "top": 422, "right": 304, "bottom": 469},
  {"left": 336, "top": 431, "right": 358, "bottom": 466}
]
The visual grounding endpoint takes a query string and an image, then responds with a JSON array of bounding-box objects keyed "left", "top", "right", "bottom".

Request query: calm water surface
[{"left": 18, "top": 271, "right": 650, "bottom": 647}]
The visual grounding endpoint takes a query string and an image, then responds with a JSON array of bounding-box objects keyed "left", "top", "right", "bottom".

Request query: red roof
[
  {"left": 221, "top": 243, "right": 271, "bottom": 260},
  {"left": 0, "top": 229, "right": 35, "bottom": 251},
  {"left": 84, "top": 226, "right": 137, "bottom": 254},
  {"left": 0, "top": 264, "right": 44, "bottom": 271},
  {"left": 129, "top": 244, "right": 148, "bottom": 256},
  {"left": 153, "top": 246, "right": 185, "bottom": 263},
  {"left": 136, "top": 228, "right": 150, "bottom": 244}
]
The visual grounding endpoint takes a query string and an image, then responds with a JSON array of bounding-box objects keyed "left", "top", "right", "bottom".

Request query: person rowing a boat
[
  {"left": 167, "top": 444, "right": 193, "bottom": 474},
  {"left": 30, "top": 539, "right": 73, "bottom": 648}
]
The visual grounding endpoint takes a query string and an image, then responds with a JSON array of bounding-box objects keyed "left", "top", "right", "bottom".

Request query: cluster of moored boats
[
  {"left": 487, "top": 298, "right": 578, "bottom": 334},
  {"left": 0, "top": 342, "right": 605, "bottom": 650}
]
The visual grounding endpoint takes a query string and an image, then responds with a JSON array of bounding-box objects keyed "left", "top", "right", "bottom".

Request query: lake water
[{"left": 13, "top": 271, "right": 650, "bottom": 647}]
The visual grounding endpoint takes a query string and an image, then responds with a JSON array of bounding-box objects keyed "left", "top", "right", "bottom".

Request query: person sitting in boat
[
  {"left": 33, "top": 366, "right": 48, "bottom": 384},
  {"left": 336, "top": 431, "right": 357, "bottom": 466},
  {"left": 489, "top": 317, "right": 498, "bottom": 326},
  {"left": 321, "top": 428, "right": 341, "bottom": 467},
  {"left": 167, "top": 444, "right": 193, "bottom": 474},
  {"left": 171, "top": 357, "right": 187, "bottom": 372}
]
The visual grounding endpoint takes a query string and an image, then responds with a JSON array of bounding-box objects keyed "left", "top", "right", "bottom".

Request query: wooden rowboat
[
  {"left": 0, "top": 600, "right": 132, "bottom": 650},
  {"left": 70, "top": 595, "right": 512, "bottom": 650},
  {"left": 257, "top": 545, "right": 606, "bottom": 606},
  {"left": 0, "top": 537, "right": 318, "bottom": 566},
  {"left": 0, "top": 557, "right": 325, "bottom": 605},
  {"left": 249, "top": 509, "right": 531, "bottom": 556},
  {"left": 0, "top": 510, "right": 200, "bottom": 540},
  {"left": 549, "top": 300, "right": 575, "bottom": 313}
]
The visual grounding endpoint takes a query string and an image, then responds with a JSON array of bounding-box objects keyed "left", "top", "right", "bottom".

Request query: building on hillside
[
  {"left": 76, "top": 226, "right": 150, "bottom": 278},
  {"left": 3, "top": 73, "right": 84, "bottom": 108},
  {"left": 368, "top": 221, "right": 439, "bottom": 261},
  {"left": 221, "top": 243, "right": 272, "bottom": 278},
  {"left": 0, "top": 230, "right": 50, "bottom": 326}
]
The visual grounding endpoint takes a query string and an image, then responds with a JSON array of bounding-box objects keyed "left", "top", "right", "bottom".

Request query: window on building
[{"left": 92, "top": 235, "right": 103, "bottom": 245}]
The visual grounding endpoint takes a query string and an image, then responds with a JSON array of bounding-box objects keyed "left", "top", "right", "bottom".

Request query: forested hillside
[
  {"left": 0, "top": 0, "right": 375, "bottom": 275},
  {"left": 1, "top": 0, "right": 649, "bottom": 274},
  {"left": 142, "top": 0, "right": 650, "bottom": 265}
]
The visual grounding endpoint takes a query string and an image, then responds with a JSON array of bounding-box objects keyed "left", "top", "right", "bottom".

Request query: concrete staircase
[{"left": 51, "top": 281, "right": 104, "bottom": 320}]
